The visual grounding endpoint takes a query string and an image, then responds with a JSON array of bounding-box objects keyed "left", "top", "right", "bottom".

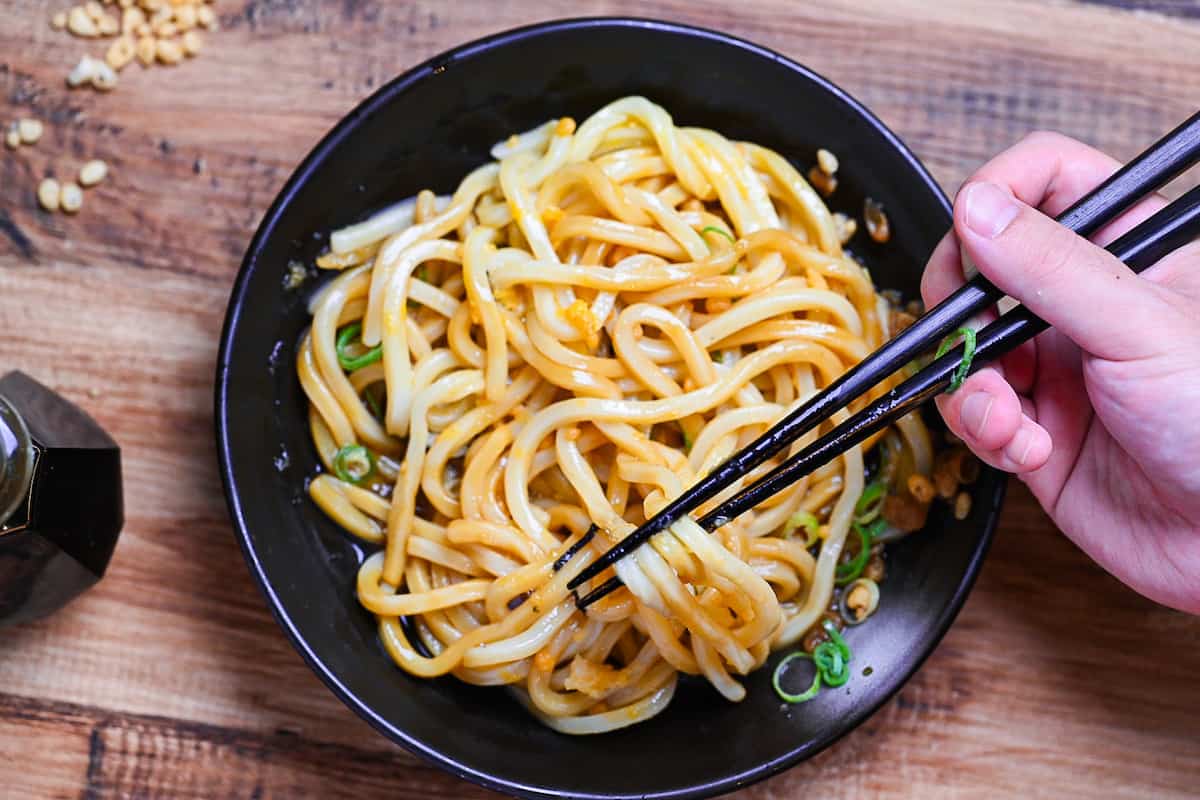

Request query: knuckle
[
  {"left": 1008, "top": 220, "right": 1085, "bottom": 290},
  {"left": 1020, "top": 129, "right": 1070, "bottom": 151}
]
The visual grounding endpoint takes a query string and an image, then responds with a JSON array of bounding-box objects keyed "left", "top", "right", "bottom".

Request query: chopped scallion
[
  {"left": 336, "top": 322, "right": 383, "bottom": 372},
  {"left": 835, "top": 519, "right": 882, "bottom": 585},
  {"left": 784, "top": 510, "right": 820, "bottom": 547},
  {"left": 332, "top": 444, "right": 374, "bottom": 485},
  {"left": 854, "top": 480, "right": 885, "bottom": 524},
  {"left": 773, "top": 620, "right": 854, "bottom": 703},
  {"left": 700, "top": 225, "right": 736, "bottom": 244},
  {"left": 934, "top": 326, "right": 978, "bottom": 393},
  {"left": 772, "top": 652, "right": 821, "bottom": 703}
]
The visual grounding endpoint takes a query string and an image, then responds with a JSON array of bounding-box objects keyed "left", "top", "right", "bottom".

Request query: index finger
[{"left": 920, "top": 130, "right": 1168, "bottom": 309}]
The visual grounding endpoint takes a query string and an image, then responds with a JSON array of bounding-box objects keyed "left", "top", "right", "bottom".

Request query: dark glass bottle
[{"left": 0, "top": 371, "right": 123, "bottom": 626}]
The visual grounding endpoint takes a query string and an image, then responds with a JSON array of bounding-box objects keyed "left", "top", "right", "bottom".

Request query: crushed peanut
[
  {"left": 845, "top": 583, "right": 871, "bottom": 621},
  {"left": 807, "top": 164, "right": 837, "bottom": 197},
  {"left": 906, "top": 473, "right": 936, "bottom": 504},
  {"left": 79, "top": 159, "right": 108, "bottom": 187},
  {"left": 38, "top": 178, "right": 62, "bottom": 212},
  {"left": 864, "top": 197, "right": 891, "bottom": 244},
  {"left": 51, "top": 11, "right": 68, "bottom": 28},
  {"left": 5, "top": 125, "right": 21, "bottom": 150},
  {"left": 816, "top": 148, "right": 839, "bottom": 175},
  {"left": 60, "top": 182, "right": 84, "bottom": 213},
  {"left": 953, "top": 491, "right": 972, "bottom": 521},
  {"left": 833, "top": 212, "right": 857, "bottom": 245}
]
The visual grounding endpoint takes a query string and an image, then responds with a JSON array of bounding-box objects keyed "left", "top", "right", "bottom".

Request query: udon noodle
[{"left": 298, "top": 97, "right": 956, "bottom": 734}]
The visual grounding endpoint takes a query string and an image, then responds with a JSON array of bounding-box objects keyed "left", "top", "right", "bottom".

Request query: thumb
[{"left": 955, "top": 180, "right": 1166, "bottom": 361}]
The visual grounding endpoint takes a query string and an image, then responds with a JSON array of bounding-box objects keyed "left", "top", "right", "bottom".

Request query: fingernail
[
  {"left": 1006, "top": 426, "right": 1034, "bottom": 466},
  {"left": 960, "top": 391, "right": 994, "bottom": 440},
  {"left": 960, "top": 249, "right": 979, "bottom": 278},
  {"left": 963, "top": 182, "right": 1019, "bottom": 239}
]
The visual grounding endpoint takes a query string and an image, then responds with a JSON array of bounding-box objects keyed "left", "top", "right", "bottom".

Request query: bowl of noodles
[{"left": 216, "top": 17, "right": 1004, "bottom": 799}]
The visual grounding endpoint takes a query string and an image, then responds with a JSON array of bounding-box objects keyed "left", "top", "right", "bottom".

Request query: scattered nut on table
[
  {"left": 156, "top": 37, "right": 183, "bottom": 64},
  {"left": 17, "top": 118, "right": 45, "bottom": 144},
  {"left": 60, "top": 182, "right": 84, "bottom": 214},
  {"left": 67, "top": 54, "right": 100, "bottom": 87},
  {"left": 91, "top": 59, "right": 119, "bottom": 90},
  {"left": 67, "top": 6, "right": 99, "bottom": 36},
  {"left": 79, "top": 159, "right": 109, "bottom": 187},
  {"left": 105, "top": 36, "right": 135, "bottom": 70},
  {"left": 38, "top": 178, "right": 62, "bottom": 212},
  {"left": 52, "top": 0, "right": 220, "bottom": 89},
  {"left": 181, "top": 30, "right": 202, "bottom": 56},
  {"left": 136, "top": 35, "right": 156, "bottom": 65},
  {"left": 121, "top": 6, "right": 144, "bottom": 35}
]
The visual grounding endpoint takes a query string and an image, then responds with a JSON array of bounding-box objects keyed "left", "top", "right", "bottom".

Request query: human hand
[{"left": 921, "top": 132, "right": 1200, "bottom": 614}]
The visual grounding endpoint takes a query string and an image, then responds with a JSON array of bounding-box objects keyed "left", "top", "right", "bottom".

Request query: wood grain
[{"left": 2, "top": 0, "right": 1199, "bottom": 797}]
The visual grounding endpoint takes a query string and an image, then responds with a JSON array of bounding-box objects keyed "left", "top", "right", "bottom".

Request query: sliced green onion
[
  {"left": 783, "top": 510, "right": 820, "bottom": 547},
  {"left": 854, "top": 480, "right": 885, "bottom": 524},
  {"left": 774, "top": 620, "right": 854, "bottom": 703},
  {"left": 835, "top": 519, "right": 882, "bottom": 585},
  {"left": 700, "top": 225, "right": 736, "bottom": 244},
  {"left": 336, "top": 322, "right": 383, "bottom": 372},
  {"left": 679, "top": 422, "right": 694, "bottom": 452},
  {"left": 814, "top": 621, "right": 852, "bottom": 687},
  {"left": 934, "top": 326, "right": 978, "bottom": 393},
  {"left": 414, "top": 265, "right": 429, "bottom": 282},
  {"left": 773, "top": 652, "right": 822, "bottom": 703},
  {"left": 332, "top": 444, "right": 374, "bottom": 484}
]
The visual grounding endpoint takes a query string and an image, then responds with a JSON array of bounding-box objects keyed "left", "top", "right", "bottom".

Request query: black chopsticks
[{"left": 564, "top": 110, "right": 1200, "bottom": 608}]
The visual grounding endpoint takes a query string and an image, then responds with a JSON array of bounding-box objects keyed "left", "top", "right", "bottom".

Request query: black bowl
[{"left": 216, "top": 17, "right": 1003, "bottom": 800}]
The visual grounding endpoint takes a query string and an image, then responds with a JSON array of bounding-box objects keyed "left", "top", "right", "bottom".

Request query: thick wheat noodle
[{"left": 298, "top": 97, "right": 934, "bottom": 735}]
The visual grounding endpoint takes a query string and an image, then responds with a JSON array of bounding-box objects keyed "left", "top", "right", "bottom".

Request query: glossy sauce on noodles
[{"left": 297, "top": 97, "right": 954, "bottom": 734}]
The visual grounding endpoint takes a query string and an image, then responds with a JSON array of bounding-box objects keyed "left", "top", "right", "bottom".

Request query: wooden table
[{"left": 3, "top": 1, "right": 1198, "bottom": 797}]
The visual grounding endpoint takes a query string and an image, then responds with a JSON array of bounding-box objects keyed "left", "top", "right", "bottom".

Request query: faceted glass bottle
[{"left": 0, "top": 371, "right": 123, "bottom": 625}]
